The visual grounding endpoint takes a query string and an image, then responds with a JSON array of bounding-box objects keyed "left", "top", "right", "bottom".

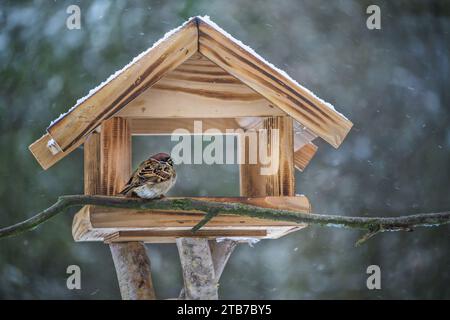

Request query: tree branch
[{"left": 1, "top": 195, "right": 449, "bottom": 244}]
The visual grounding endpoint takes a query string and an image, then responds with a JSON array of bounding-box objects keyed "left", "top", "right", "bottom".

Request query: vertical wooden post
[
  {"left": 84, "top": 131, "right": 101, "bottom": 195},
  {"left": 176, "top": 238, "right": 218, "bottom": 300},
  {"left": 84, "top": 117, "right": 155, "bottom": 300},
  {"left": 177, "top": 239, "right": 237, "bottom": 300},
  {"left": 109, "top": 241, "right": 155, "bottom": 300},
  {"left": 239, "top": 116, "right": 295, "bottom": 197}
]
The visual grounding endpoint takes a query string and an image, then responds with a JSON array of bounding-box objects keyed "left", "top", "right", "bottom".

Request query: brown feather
[{"left": 119, "top": 156, "right": 176, "bottom": 197}]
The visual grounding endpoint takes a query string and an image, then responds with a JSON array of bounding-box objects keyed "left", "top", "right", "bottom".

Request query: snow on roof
[
  {"left": 48, "top": 15, "right": 347, "bottom": 128},
  {"left": 48, "top": 17, "right": 197, "bottom": 128},
  {"left": 197, "top": 16, "right": 348, "bottom": 120}
]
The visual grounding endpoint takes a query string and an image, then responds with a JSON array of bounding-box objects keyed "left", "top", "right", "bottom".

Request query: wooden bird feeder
[
  {"left": 29, "top": 16, "right": 352, "bottom": 243},
  {"left": 30, "top": 17, "right": 352, "bottom": 299},
  {"left": 29, "top": 16, "right": 352, "bottom": 299}
]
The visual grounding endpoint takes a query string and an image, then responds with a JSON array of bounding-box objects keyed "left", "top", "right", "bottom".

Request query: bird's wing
[{"left": 121, "top": 159, "right": 174, "bottom": 195}]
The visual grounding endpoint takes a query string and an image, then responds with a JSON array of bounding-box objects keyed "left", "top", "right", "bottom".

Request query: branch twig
[{"left": 1, "top": 195, "right": 449, "bottom": 245}]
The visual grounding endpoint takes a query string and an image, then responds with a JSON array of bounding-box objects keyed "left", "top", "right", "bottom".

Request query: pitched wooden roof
[{"left": 29, "top": 16, "right": 352, "bottom": 170}]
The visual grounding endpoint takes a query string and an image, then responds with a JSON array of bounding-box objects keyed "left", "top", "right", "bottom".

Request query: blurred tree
[{"left": 0, "top": 0, "right": 449, "bottom": 299}]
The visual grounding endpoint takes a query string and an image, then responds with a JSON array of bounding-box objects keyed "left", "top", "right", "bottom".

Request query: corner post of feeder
[
  {"left": 84, "top": 117, "right": 155, "bottom": 300},
  {"left": 239, "top": 116, "right": 295, "bottom": 197}
]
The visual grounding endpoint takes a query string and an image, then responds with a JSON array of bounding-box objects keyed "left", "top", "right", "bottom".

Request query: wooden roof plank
[
  {"left": 30, "top": 19, "right": 197, "bottom": 170},
  {"left": 197, "top": 17, "right": 352, "bottom": 148},
  {"left": 29, "top": 133, "right": 85, "bottom": 170},
  {"left": 294, "top": 143, "right": 318, "bottom": 172},
  {"left": 46, "top": 20, "right": 198, "bottom": 151}
]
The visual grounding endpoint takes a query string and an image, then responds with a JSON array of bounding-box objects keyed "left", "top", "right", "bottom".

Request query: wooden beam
[
  {"left": 118, "top": 102, "right": 282, "bottom": 118},
  {"left": 105, "top": 230, "right": 267, "bottom": 243},
  {"left": 90, "top": 196, "right": 310, "bottom": 228},
  {"left": 31, "top": 19, "right": 198, "bottom": 170},
  {"left": 109, "top": 242, "right": 155, "bottom": 300},
  {"left": 100, "top": 118, "right": 131, "bottom": 195},
  {"left": 197, "top": 17, "right": 352, "bottom": 148},
  {"left": 29, "top": 132, "right": 85, "bottom": 170},
  {"left": 130, "top": 118, "right": 242, "bottom": 135},
  {"left": 176, "top": 238, "right": 218, "bottom": 300},
  {"left": 294, "top": 143, "right": 318, "bottom": 172},
  {"left": 84, "top": 132, "right": 101, "bottom": 195},
  {"left": 268, "top": 117, "right": 296, "bottom": 196},
  {"left": 239, "top": 117, "right": 295, "bottom": 197}
]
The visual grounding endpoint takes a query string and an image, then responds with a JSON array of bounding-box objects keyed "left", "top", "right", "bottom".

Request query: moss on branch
[{"left": 0, "top": 195, "right": 449, "bottom": 245}]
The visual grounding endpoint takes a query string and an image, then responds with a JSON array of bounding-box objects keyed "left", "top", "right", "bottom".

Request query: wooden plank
[
  {"left": 89, "top": 195, "right": 310, "bottom": 229},
  {"left": 72, "top": 205, "right": 113, "bottom": 241},
  {"left": 41, "top": 19, "right": 198, "bottom": 162},
  {"left": 29, "top": 133, "right": 85, "bottom": 170},
  {"left": 100, "top": 118, "right": 131, "bottom": 195},
  {"left": 130, "top": 118, "right": 242, "bottom": 135},
  {"left": 294, "top": 143, "right": 318, "bottom": 172},
  {"left": 267, "top": 117, "right": 295, "bottom": 196},
  {"left": 105, "top": 230, "right": 267, "bottom": 243},
  {"left": 90, "top": 206, "right": 303, "bottom": 227},
  {"left": 176, "top": 238, "right": 218, "bottom": 300},
  {"left": 83, "top": 132, "right": 101, "bottom": 194},
  {"left": 197, "top": 17, "right": 352, "bottom": 148},
  {"left": 116, "top": 53, "right": 284, "bottom": 118},
  {"left": 239, "top": 117, "right": 295, "bottom": 197}
]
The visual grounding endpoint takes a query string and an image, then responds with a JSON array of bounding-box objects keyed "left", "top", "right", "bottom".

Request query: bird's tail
[{"left": 119, "top": 184, "right": 134, "bottom": 196}]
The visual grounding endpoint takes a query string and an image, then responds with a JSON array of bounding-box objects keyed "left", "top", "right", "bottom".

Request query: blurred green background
[{"left": 0, "top": 0, "right": 449, "bottom": 299}]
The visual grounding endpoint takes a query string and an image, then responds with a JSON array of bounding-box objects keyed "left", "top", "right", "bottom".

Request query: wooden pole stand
[
  {"left": 110, "top": 242, "right": 155, "bottom": 300},
  {"left": 177, "top": 239, "right": 237, "bottom": 300}
]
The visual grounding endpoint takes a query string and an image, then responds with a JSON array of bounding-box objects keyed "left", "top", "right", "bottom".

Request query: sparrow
[{"left": 119, "top": 152, "right": 177, "bottom": 199}]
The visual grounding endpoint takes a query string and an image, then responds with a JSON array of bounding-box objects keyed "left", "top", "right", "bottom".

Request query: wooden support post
[
  {"left": 109, "top": 242, "right": 155, "bottom": 300},
  {"left": 209, "top": 240, "right": 238, "bottom": 280},
  {"left": 84, "top": 132, "right": 101, "bottom": 195},
  {"left": 177, "top": 239, "right": 237, "bottom": 300},
  {"left": 239, "top": 116, "right": 295, "bottom": 197},
  {"left": 176, "top": 238, "right": 218, "bottom": 300},
  {"left": 84, "top": 117, "right": 155, "bottom": 300}
]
